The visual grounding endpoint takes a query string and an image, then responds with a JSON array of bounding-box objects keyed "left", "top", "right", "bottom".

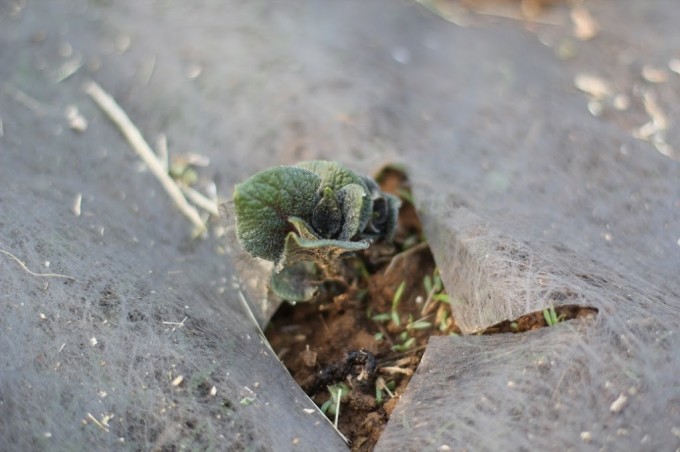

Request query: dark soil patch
[
  {"left": 265, "top": 167, "right": 598, "bottom": 450},
  {"left": 479, "top": 304, "right": 598, "bottom": 334}
]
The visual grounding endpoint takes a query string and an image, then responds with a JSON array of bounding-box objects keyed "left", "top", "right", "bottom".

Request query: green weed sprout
[
  {"left": 543, "top": 304, "right": 563, "bottom": 326},
  {"left": 391, "top": 280, "right": 406, "bottom": 326},
  {"left": 405, "top": 315, "right": 432, "bottom": 331},
  {"left": 391, "top": 335, "right": 416, "bottom": 352},
  {"left": 320, "top": 382, "right": 350, "bottom": 418},
  {"left": 233, "top": 161, "right": 401, "bottom": 302},
  {"left": 375, "top": 377, "right": 396, "bottom": 404},
  {"left": 421, "top": 267, "right": 447, "bottom": 315}
]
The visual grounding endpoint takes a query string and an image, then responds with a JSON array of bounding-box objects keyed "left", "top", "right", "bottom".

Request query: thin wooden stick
[
  {"left": 161, "top": 316, "right": 188, "bottom": 326},
  {"left": 2, "top": 83, "right": 51, "bottom": 116},
  {"left": 83, "top": 80, "right": 206, "bottom": 233},
  {"left": 155, "top": 133, "right": 169, "bottom": 172},
  {"left": 86, "top": 413, "right": 110, "bottom": 433},
  {"left": 180, "top": 185, "right": 219, "bottom": 217},
  {"left": 334, "top": 389, "right": 342, "bottom": 428},
  {"left": 379, "top": 366, "right": 413, "bottom": 376},
  {"left": 0, "top": 250, "right": 76, "bottom": 280}
]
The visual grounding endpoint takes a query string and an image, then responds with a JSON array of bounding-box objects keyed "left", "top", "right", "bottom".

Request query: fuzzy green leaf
[
  {"left": 233, "top": 161, "right": 403, "bottom": 304},
  {"left": 280, "top": 217, "right": 370, "bottom": 270},
  {"left": 298, "top": 161, "right": 374, "bottom": 236},
  {"left": 270, "top": 261, "right": 320, "bottom": 302},
  {"left": 296, "top": 160, "right": 368, "bottom": 194},
  {"left": 233, "top": 166, "right": 321, "bottom": 262},
  {"left": 382, "top": 193, "right": 401, "bottom": 241},
  {"left": 361, "top": 176, "right": 401, "bottom": 240},
  {"left": 335, "top": 183, "right": 369, "bottom": 240}
]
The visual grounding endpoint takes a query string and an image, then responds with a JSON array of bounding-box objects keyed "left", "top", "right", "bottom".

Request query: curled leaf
[
  {"left": 280, "top": 217, "right": 371, "bottom": 271},
  {"left": 361, "top": 176, "right": 401, "bottom": 241},
  {"left": 335, "top": 183, "right": 369, "bottom": 240},
  {"left": 233, "top": 166, "right": 321, "bottom": 262},
  {"left": 233, "top": 160, "right": 402, "bottom": 302},
  {"left": 234, "top": 161, "right": 376, "bottom": 264},
  {"left": 311, "top": 187, "right": 343, "bottom": 238},
  {"left": 270, "top": 261, "right": 321, "bottom": 302},
  {"left": 297, "top": 160, "right": 374, "bottom": 239}
]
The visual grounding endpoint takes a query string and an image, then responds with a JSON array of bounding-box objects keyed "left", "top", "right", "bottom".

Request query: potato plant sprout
[{"left": 233, "top": 161, "right": 401, "bottom": 301}]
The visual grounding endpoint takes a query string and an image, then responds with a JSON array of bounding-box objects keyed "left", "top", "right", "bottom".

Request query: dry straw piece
[{"left": 83, "top": 80, "right": 206, "bottom": 233}]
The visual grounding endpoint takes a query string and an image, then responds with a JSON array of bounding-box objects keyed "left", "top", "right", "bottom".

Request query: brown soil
[
  {"left": 265, "top": 167, "right": 598, "bottom": 451},
  {"left": 479, "top": 304, "right": 598, "bottom": 334},
  {"left": 266, "top": 167, "right": 456, "bottom": 450}
]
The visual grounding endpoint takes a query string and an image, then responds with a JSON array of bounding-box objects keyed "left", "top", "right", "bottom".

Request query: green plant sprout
[
  {"left": 437, "top": 308, "right": 451, "bottom": 332},
  {"left": 391, "top": 336, "right": 416, "bottom": 352},
  {"left": 374, "top": 377, "right": 396, "bottom": 404},
  {"left": 370, "top": 313, "right": 392, "bottom": 322},
  {"left": 405, "top": 314, "right": 432, "bottom": 331},
  {"left": 233, "top": 161, "right": 401, "bottom": 302},
  {"left": 390, "top": 331, "right": 416, "bottom": 352},
  {"left": 239, "top": 396, "right": 255, "bottom": 406},
  {"left": 368, "top": 266, "right": 457, "bottom": 352},
  {"left": 400, "top": 234, "right": 421, "bottom": 250},
  {"left": 391, "top": 280, "right": 406, "bottom": 326},
  {"left": 543, "top": 304, "right": 564, "bottom": 326},
  {"left": 421, "top": 268, "right": 445, "bottom": 315},
  {"left": 320, "top": 382, "right": 350, "bottom": 417},
  {"left": 433, "top": 293, "right": 450, "bottom": 303},
  {"left": 396, "top": 188, "right": 415, "bottom": 205}
]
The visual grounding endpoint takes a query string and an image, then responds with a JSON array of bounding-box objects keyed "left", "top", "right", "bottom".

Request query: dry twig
[
  {"left": 86, "top": 413, "right": 110, "bottom": 433},
  {"left": 72, "top": 193, "right": 83, "bottom": 216},
  {"left": 180, "top": 185, "right": 219, "bottom": 217},
  {"left": 83, "top": 80, "right": 206, "bottom": 233},
  {"left": 155, "top": 133, "right": 169, "bottom": 172},
  {"left": 2, "top": 83, "right": 51, "bottom": 117},
  {"left": 0, "top": 249, "right": 76, "bottom": 280},
  {"left": 379, "top": 366, "right": 414, "bottom": 376}
]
